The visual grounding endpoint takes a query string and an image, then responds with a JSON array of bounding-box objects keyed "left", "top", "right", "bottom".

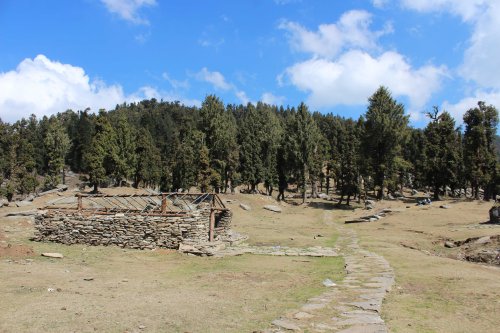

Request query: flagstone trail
[{"left": 265, "top": 211, "right": 395, "bottom": 332}]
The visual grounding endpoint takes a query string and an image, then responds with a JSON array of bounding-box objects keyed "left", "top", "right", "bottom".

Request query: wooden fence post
[
  {"left": 209, "top": 209, "right": 215, "bottom": 242},
  {"left": 77, "top": 194, "right": 82, "bottom": 211}
]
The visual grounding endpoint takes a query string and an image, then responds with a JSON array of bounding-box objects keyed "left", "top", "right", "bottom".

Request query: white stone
[
  {"left": 239, "top": 203, "right": 251, "bottom": 211},
  {"left": 41, "top": 252, "right": 64, "bottom": 258},
  {"left": 263, "top": 205, "right": 282, "bottom": 213}
]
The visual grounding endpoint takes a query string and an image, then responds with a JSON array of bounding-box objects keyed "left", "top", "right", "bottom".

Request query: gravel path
[{"left": 265, "top": 211, "right": 395, "bottom": 332}]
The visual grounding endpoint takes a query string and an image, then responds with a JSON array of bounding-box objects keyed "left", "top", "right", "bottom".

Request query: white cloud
[
  {"left": 198, "top": 38, "right": 225, "bottom": 48},
  {"left": 162, "top": 72, "right": 189, "bottom": 90},
  {"left": 400, "top": 1, "right": 499, "bottom": 88},
  {"left": 400, "top": 0, "right": 500, "bottom": 118},
  {"left": 194, "top": 67, "right": 252, "bottom": 104},
  {"left": 100, "top": 0, "right": 156, "bottom": 25},
  {"left": 195, "top": 67, "right": 232, "bottom": 91},
  {"left": 459, "top": 1, "right": 500, "bottom": 89},
  {"left": 0, "top": 55, "right": 198, "bottom": 123},
  {"left": 372, "top": 0, "right": 390, "bottom": 8},
  {"left": 282, "top": 50, "right": 447, "bottom": 114},
  {"left": 442, "top": 89, "right": 500, "bottom": 124},
  {"left": 235, "top": 90, "right": 250, "bottom": 105},
  {"left": 279, "top": 10, "right": 393, "bottom": 58},
  {"left": 261, "top": 92, "right": 285, "bottom": 106},
  {"left": 400, "top": 0, "right": 488, "bottom": 22}
]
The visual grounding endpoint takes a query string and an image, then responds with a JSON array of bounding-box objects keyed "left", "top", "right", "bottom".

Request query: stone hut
[{"left": 33, "top": 193, "right": 232, "bottom": 250}]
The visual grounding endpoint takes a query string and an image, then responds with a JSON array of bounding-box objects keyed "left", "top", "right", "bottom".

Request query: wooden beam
[{"left": 209, "top": 209, "right": 215, "bottom": 242}]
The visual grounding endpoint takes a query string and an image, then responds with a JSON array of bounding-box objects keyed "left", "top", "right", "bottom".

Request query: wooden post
[
  {"left": 209, "top": 209, "right": 215, "bottom": 242},
  {"left": 161, "top": 193, "right": 167, "bottom": 213},
  {"left": 77, "top": 194, "right": 82, "bottom": 211}
]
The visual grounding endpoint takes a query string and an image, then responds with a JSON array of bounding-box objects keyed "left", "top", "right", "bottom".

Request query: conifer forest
[{"left": 1, "top": 86, "right": 498, "bottom": 203}]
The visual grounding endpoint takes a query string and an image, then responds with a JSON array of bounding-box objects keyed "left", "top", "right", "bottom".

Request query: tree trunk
[
  {"left": 377, "top": 188, "right": 383, "bottom": 200},
  {"left": 338, "top": 192, "right": 344, "bottom": 205},
  {"left": 433, "top": 183, "right": 440, "bottom": 201},
  {"left": 302, "top": 164, "right": 308, "bottom": 204},
  {"left": 93, "top": 183, "right": 98, "bottom": 194},
  {"left": 311, "top": 179, "right": 318, "bottom": 198},
  {"left": 326, "top": 176, "right": 330, "bottom": 195}
]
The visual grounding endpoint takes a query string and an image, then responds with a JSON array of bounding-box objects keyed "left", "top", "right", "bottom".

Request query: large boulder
[{"left": 489, "top": 204, "right": 500, "bottom": 223}]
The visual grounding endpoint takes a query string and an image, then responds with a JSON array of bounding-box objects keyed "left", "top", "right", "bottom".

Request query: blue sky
[{"left": 1, "top": 0, "right": 499, "bottom": 129}]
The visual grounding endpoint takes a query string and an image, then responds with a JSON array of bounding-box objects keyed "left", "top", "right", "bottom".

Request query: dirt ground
[
  {"left": 1, "top": 188, "right": 499, "bottom": 332},
  {"left": 0, "top": 190, "right": 343, "bottom": 333}
]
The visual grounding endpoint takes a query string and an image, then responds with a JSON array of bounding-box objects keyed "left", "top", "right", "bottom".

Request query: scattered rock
[
  {"left": 0, "top": 199, "right": 7, "bottom": 207},
  {"left": 393, "top": 191, "right": 404, "bottom": 198},
  {"left": 272, "top": 318, "right": 300, "bottom": 331},
  {"left": 318, "top": 193, "right": 329, "bottom": 199},
  {"left": 61, "top": 307, "right": 67, "bottom": 310},
  {"left": 411, "top": 189, "right": 418, "bottom": 196},
  {"left": 489, "top": 205, "right": 500, "bottom": 223},
  {"left": 83, "top": 277, "right": 94, "bottom": 281},
  {"left": 47, "top": 288, "right": 56, "bottom": 292},
  {"left": 41, "top": 252, "right": 64, "bottom": 259},
  {"left": 15, "top": 201, "right": 33, "bottom": 207},
  {"left": 239, "top": 203, "right": 251, "bottom": 211},
  {"left": 6, "top": 210, "right": 43, "bottom": 217},
  {"left": 474, "top": 236, "right": 491, "bottom": 245},
  {"left": 365, "top": 200, "right": 375, "bottom": 210},
  {"left": 56, "top": 184, "right": 69, "bottom": 191},
  {"left": 322, "top": 278, "right": 337, "bottom": 287},
  {"left": 138, "top": 325, "right": 146, "bottom": 330},
  {"left": 263, "top": 205, "right": 282, "bottom": 213},
  {"left": 440, "top": 205, "right": 450, "bottom": 209},
  {"left": 444, "top": 241, "right": 457, "bottom": 248},
  {"left": 293, "top": 312, "right": 314, "bottom": 320},
  {"left": 25, "top": 194, "right": 35, "bottom": 202}
]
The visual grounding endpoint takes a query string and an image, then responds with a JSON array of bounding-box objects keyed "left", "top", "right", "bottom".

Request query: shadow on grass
[{"left": 307, "top": 201, "right": 359, "bottom": 211}]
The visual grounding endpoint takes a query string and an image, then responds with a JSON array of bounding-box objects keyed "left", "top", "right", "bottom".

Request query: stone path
[
  {"left": 215, "top": 245, "right": 338, "bottom": 258},
  {"left": 264, "top": 212, "right": 395, "bottom": 332}
]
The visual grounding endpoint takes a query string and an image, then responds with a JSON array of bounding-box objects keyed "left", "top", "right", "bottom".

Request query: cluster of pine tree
[{"left": 0, "top": 87, "right": 498, "bottom": 203}]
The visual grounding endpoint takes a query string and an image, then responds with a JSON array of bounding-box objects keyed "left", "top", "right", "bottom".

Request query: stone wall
[
  {"left": 33, "top": 203, "right": 232, "bottom": 250},
  {"left": 214, "top": 209, "right": 232, "bottom": 241}
]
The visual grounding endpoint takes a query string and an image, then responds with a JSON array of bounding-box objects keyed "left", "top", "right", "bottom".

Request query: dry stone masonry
[{"left": 33, "top": 203, "right": 233, "bottom": 250}]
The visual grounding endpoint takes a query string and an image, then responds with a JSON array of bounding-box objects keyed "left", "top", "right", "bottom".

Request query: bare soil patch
[{"left": 0, "top": 243, "right": 34, "bottom": 258}]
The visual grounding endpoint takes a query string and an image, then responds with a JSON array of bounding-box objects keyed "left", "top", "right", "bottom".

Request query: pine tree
[
  {"left": 10, "top": 120, "right": 39, "bottom": 197},
  {"left": 337, "top": 119, "right": 360, "bottom": 205},
  {"left": 199, "top": 95, "right": 239, "bottom": 192},
  {"left": 197, "top": 144, "right": 212, "bottom": 193},
  {"left": 362, "top": 86, "right": 409, "bottom": 199},
  {"left": 113, "top": 114, "right": 136, "bottom": 186},
  {"left": 44, "top": 116, "right": 71, "bottom": 189},
  {"left": 133, "top": 128, "right": 161, "bottom": 189},
  {"left": 238, "top": 103, "right": 264, "bottom": 192},
  {"left": 83, "top": 111, "right": 119, "bottom": 193},
  {"left": 290, "top": 102, "right": 324, "bottom": 204},
  {"left": 463, "top": 102, "right": 499, "bottom": 200},
  {"left": 424, "top": 107, "right": 460, "bottom": 200}
]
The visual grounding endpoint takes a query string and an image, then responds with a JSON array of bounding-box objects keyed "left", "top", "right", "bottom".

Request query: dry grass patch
[
  {"left": 347, "top": 199, "right": 500, "bottom": 333},
  {"left": 0, "top": 192, "right": 344, "bottom": 333}
]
